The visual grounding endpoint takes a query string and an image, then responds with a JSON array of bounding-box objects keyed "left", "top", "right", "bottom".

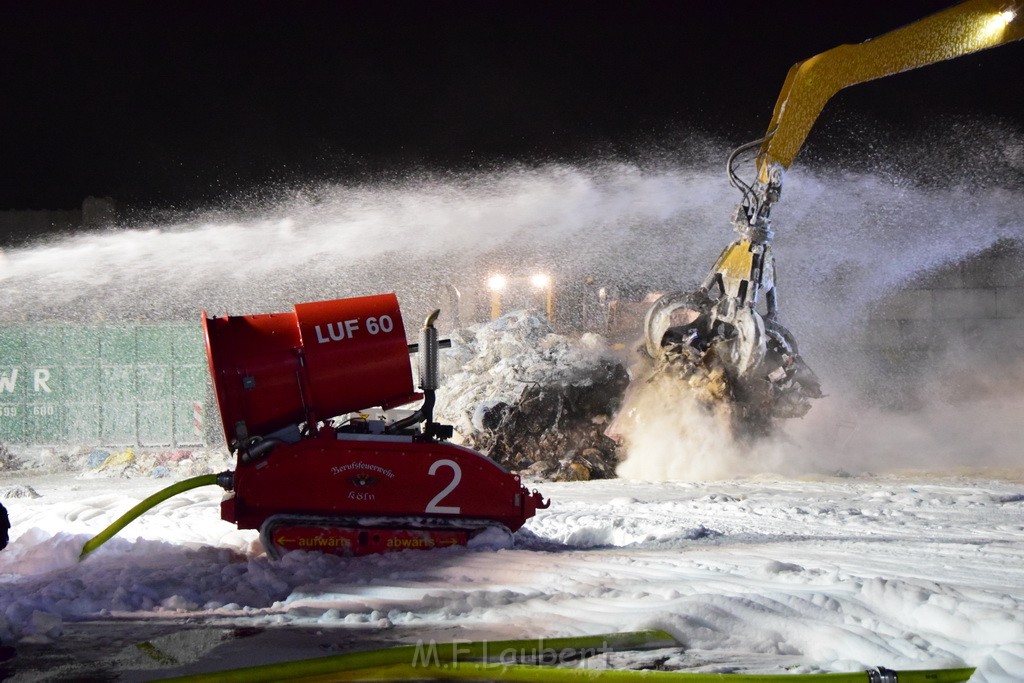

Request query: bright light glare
[
  {"left": 531, "top": 273, "right": 551, "bottom": 289},
  {"left": 979, "top": 9, "right": 1015, "bottom": 39},
  {"left": 487, "top": 274, "right": 507, "bottom": 291}
]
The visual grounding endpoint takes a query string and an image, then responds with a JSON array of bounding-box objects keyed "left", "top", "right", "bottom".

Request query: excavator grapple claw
[
  {"left": 631, "top": 0, "right": 1022, "bottom": 438},
  {"left": 641, "top": 288, "right": 820, "bottom": 438}
]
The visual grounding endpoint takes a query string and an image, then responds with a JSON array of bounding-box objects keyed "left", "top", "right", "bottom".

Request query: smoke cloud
[{"left": 2, "top": 124, "right": 1022, "bottom": 477}]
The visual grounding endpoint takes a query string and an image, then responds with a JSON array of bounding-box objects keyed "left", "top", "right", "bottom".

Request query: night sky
[{"left": 3, "top": 0, "right": 1022, "bottom": 213}]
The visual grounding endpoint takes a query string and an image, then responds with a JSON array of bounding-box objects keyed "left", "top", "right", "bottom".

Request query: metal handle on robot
[{"left": 407, "top": 339, "right": 452, "bottom": 353}]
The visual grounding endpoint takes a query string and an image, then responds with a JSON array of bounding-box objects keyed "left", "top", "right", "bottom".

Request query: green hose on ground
[
  {"left": 163, "top": 629, "right": 973, "bottom": 683},
  {"left": 79, "top": 472, "right": 224, "bottom": 560},
  {"left": 325, "top": 662, "right": 976, "bottom": 683},
  {"left": 165, "top": 630, "right": 677, "bottom": 683}
]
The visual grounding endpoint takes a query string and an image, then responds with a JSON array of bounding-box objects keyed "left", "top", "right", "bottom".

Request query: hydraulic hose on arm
[{"left": 79, "top": 472, "right": 232, "bottom": 560}]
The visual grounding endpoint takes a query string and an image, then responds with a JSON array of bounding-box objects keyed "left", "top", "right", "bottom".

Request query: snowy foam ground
[{"left": 1, "top": 462, "right": 1023, "bottom": 681}]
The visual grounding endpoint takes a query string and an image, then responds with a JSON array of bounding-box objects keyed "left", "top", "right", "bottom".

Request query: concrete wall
[{"left": 856, "top": 237, "right": 1024, "bottom": 406}]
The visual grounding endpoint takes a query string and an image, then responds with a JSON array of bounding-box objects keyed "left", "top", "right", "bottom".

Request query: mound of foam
[{"left": 434, "top": 311, "right": 628, "bottom": 481}]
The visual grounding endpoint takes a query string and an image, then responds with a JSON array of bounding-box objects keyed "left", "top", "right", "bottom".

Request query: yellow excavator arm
[
  {"left": 726, "top": 0, "right": 1023, "bottom": 308},
  {"left": 638, "top": 0, "right": 1024, "bottom": 436},
  {"left": 756, "top": 0, "right": 1023, "bottom": 185}
]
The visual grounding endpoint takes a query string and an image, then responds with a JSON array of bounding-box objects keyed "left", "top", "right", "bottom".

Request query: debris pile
[
  {"left": 0, "top": 444, "right": 231, "bottom": 479},
  {"left": 0, "top": 444, "right": 21, "bottom": 472},
  {"left": 434, "top": 311, "right": 629, "bottom": 481},
  {"left": 75, "top": 448, "right": 233, "bottom": 479}
]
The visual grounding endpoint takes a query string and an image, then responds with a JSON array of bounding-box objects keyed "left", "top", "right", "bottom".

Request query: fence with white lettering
[{"left": 0, "top": 324, "right": 214, "bottom": 447}]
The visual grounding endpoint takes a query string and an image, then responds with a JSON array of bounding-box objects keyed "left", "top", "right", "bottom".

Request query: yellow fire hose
[
  {"left": 327, "top": 663, "right": 976, "bottom": 683},
  {"left": 165, "top": 631, "right": 675, "bottom": 682},
  {"left": 75, "top": 482, "right": 975, "bottom": 683},
  {"left": 79, "top": 473, "right": 223, "bottom": 559},
  {"left": 162, "top": 629, "right": 973, "bottom": 683},
  {"left": 66, "top": 471, "right": 980, "bottom": 682}
]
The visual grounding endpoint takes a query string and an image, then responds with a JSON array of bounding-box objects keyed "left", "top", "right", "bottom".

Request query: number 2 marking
[{"left": 425, "top": 459, "right": 462, "bottom": 514}]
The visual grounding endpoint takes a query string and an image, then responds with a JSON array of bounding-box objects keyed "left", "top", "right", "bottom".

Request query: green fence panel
[
  {"left": 0, "top": 401, "right": 24, "bottom": 442},
  {"left": 29, "top": 364, "right": 60, "bottom": 399},
  {"left": 0, "top": 323, "right": 216, "bottom": 447},
  {"left": 138, "top": 327, "right": 174, "bottom": 365},
  {"left": 25, "top": 327, "right": 64, "bottom": 366},
  {"left": 0, "top": 367, "right": 24, "bottom": 401},
  {"left": 63, "top": 327, "right": 101, "bottom": 364},
  {"left": 139, "top": 401, "right": 174, "bottom": 446},
  {"left": 172, "top": 325, "right": 204, "bottom": 363},
  {"left": 64, "top": 365, "right": 101, "bottom": 400},
  {"left": 0, "top": 329, "right": 26, "bottom": 449},
  {"left": 173, "top": 365, "right": 207, "bottom": 397},
  {"left": 101, "top": 402, "right": 137, "bottom": 445},
  {"left": 137, "top": 365, "right": 173, "bottom": 402},
  {"left": 26, "top": 401, "right": 62, "bottom": 442},
  {"left": 0, "top": 329, "right": 25, "bottom": 365},
  {"left": 101, "top": 365, "right": 136, "bottom": 403},
  {"left": 65, "top": 402, "right": 101, "bottom": 442},
  {"left": 0, "top": 326, "right": 26, "bottom": 440},
  {"left": 100, "top": 327, "right": 136, "bottom": 363},
  {"left": 174, "top": 399, "right": 208, "bottom": 446}
]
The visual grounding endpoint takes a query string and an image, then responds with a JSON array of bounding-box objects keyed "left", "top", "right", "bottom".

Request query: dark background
[{"left": 2, "top": 0, "right": 1022, "bottom": 214}]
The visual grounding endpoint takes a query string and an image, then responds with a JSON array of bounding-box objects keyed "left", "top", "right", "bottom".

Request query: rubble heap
[{"left": 434, "top": 312, "right": 628, "bottom": 481}]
